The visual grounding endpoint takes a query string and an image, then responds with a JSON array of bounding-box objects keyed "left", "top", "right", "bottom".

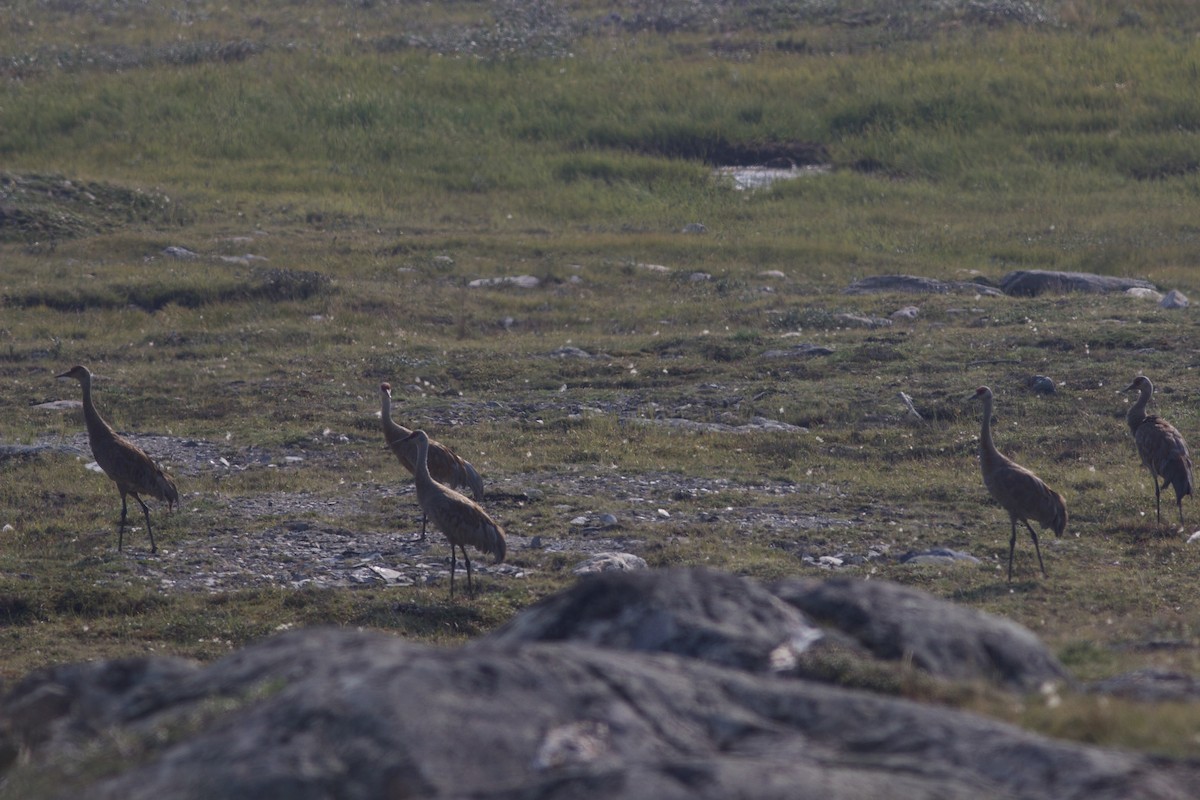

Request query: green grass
[{"left": 3, "top": 0, "right": 1200, "bottom": 768}]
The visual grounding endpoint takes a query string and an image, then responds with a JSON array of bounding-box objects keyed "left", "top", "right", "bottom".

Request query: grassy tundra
[{"left": 3, "top": 0, "right": 1200, "bottom": 760}]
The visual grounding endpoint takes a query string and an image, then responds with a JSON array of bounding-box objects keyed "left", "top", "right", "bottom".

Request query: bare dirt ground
[{"left": 35, "top": 422, "right": 877, "bottom": 596}]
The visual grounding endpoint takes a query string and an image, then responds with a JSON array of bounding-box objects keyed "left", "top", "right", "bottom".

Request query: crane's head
[
  {"left": 968, "top": 386, "right": 992, "bottom": 402},
  {"left": 56, "top": 365, "right": 91, "bottom": 383},
  {"left": 1124, "top": 375, "right": 1151, "bottom": 393},
  {"left": 380, "top": 382, "right": 391, "bottom": 394}
]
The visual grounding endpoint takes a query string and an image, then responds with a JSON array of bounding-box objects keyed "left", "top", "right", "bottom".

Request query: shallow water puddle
[{"left": 715, "top": 163, "right": 831, "bottom": 190}]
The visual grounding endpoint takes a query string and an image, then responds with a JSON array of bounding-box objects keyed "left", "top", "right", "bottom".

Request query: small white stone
[{"left": 1127, "top": 287, "right": 1163, "bottom": 301}]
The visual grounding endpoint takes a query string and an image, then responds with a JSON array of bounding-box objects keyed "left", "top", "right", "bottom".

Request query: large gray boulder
[
  {"left": 2, "top": 569, "right": 1197, "bottom": 799},
  {"left": 485, "top": 567, "right": 834, "bottom": 672},
  {"left": 770, "top": 576, "right": 1072, "bottom": 690}
]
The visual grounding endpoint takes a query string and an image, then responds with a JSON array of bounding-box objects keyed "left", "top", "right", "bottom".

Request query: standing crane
[
  {"left": 380, "top": 382, "right": 485, "bottom": 541},
  {"left": 1125, "top": 375, "right": 1193, "bottom": 528},
  {"left": 57, "top": 365, "right": 178, "bottom": 554},
  {"left": 401, "top": 429, "right": 505, "bottom": 598},
  {"left": 969, "top": 386, "right": 1068, "bottom": 581}
]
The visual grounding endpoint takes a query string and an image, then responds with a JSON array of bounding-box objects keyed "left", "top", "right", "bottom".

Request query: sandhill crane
[
  {"left": 380, "top": 382, "right": 484, "bottom": 541},
  {"left": 402, "top": 429, "right": 505, "bottom": 598},
  {"left": 57, "top": 365, "right": 178, "bottom": 554},
  {"left": 1125, "top": 375, "right": 1193, "bottom": 528},
  {"left": 969, "top": 386, "right": 1068, "bottom": 581}
]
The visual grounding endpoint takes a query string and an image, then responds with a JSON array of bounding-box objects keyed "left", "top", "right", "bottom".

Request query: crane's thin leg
[
  {"left": 1152, "top": 473, "right": 1163, "bottom": 524},
  {"left": 1024, "top": 521, "right": 1047, "bottom": 577},
  {"left": 132, "top": 493, "right": 156, "bottom": 554},
  {"left": 463, "top": 547, "right": 474, "bottom": 596},
  {"left": 409, "top": 513, "right": 428, "bottom": 543},
  {"left": 449, "top": 547, "right": 457, "bottom": 598},
  {"left": 1007, "top": 519, "right": 1018, "bottom": 583},
  {"left": 118, "top": 493, "right": 129, "bottom": 552}
]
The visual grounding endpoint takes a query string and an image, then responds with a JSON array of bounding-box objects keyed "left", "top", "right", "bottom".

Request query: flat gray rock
[
  {"left": 999, "top": 270, "right": 1156, "bottom": 297},
  {"left": 762, "top": 343, "right": 834, "bottom": 359},
  {"left": 844, "top": 274, "right": 1002, "bottom": 296}
]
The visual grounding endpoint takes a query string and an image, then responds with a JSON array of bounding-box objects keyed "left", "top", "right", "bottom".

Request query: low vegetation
[{"left": 2, "top": 0, "right": 1200, "bottom": 767}]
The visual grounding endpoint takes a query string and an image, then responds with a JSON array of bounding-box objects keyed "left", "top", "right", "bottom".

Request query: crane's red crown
[{"left": 381, "top": 382, "right": 391, "bottom": 392}]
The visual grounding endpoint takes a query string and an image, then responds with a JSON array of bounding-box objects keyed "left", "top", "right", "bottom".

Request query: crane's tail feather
[
  {"left": 462, "top": 461, "right": 485, "bottom": 502},
  {"left": 1159, "top": 457, "right": 1194, "bottom": 502}
]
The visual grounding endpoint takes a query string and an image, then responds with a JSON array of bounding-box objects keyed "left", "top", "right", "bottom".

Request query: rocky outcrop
[
  {"left": 843, "top": 271, "right": 1162, "bottom": 299},
  {"left": 999, "top": 270, "right": 1157, "bottom": 296},
  {"left": 2, "top": 569, "right": 1198, "bottom": 799}
]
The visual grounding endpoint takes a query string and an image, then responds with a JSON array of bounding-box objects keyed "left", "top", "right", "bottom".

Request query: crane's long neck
[
  {"left": 978, "top": 395, "right": 1001, "bottom": 466},
  {"left": 1128, "top": 384, "right": 1152, "bottom": 431},
  {"left": 77, "top": 374, "right": 112, "bottom": 440},
  {"left": 380, "top": 391, "right": 409, "bottom": 443},
  {"left": 412, "top": 436, "right": 434, "bottom": 488}
]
